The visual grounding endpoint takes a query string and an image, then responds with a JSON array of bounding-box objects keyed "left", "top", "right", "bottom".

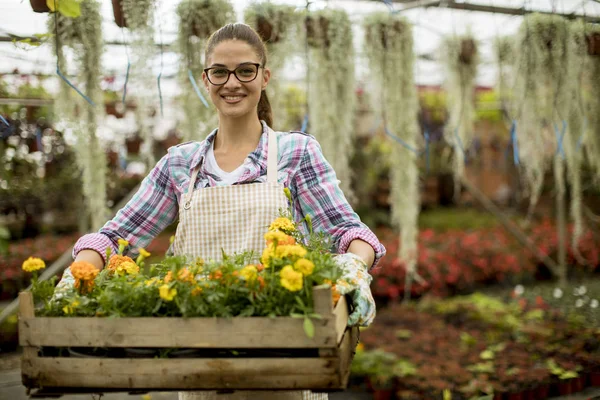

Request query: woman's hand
[{"left": 333, "top": 253, "right": 376, "bottom": 327}]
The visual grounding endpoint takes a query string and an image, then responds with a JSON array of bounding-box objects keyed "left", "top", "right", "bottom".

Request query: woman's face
[{"left": 203, "top": 39, "right": 270, "bottom": 122}]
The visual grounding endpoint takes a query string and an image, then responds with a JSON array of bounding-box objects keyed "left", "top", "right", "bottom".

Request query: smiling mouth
[{"left": 221, "top": 95, "right": 246, "bottom": 103}]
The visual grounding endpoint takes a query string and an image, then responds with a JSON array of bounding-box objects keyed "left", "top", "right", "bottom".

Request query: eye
[
  {"left": 210, "top": 69, "right": 228, "bottom": 77},
  {"left": 237, "top": 66, "right": 257, "bottom": 77}
]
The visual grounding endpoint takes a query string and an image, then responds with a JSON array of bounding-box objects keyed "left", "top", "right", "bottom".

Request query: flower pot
[
  {"left": 112, "top": 0, "right": 127, "bottom": 28},
  {"left": 590, "top": 371, "right": 600, "bottom": 386},
  {"left": 587, "top": 32, "right": 600, "bottom": 56},
  {"left": 124, "top": 348, "right": 159, "bottom": 358},
  {"left": 572, "top": 376, "right": 585, "bottom": 392},
  {"left": 30, "top": 0, "right": 50, "bottom": 13},
  {"left": 557, "top": 380, "right": 572, "bottom": 395},
  {"left": 372, "top": 389, "right": 393, "bottom": 400},
  {"left": 68, "top": 347, "right": 109, "bottom": 358},
  {"left": 459, "top": 39, "right": 477, "bottom": 64},
  {"left": 506, "top": 392, "right": 523, "bottom": 400},
  {"left": 168, "top": 348, "right": 203, "bottom": 358},
  {"left": 305, "top": 15, "right": 330, "bottom": 48},
  {"left": 523, "top": 388, "right": 535, "bottom": 400},
  {"left": 255, "top": 16, "right": 283, "bottom": 44},
  {"left": 535, "top": 384, "right": 549, "bottom": 399}
]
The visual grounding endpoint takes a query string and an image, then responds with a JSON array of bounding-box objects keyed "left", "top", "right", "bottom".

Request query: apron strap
[
  {"left": 184, "top": 166, "right": 201, "bottom": 210},
  {"left": 267, "top": 129, "right": 278, "bottom": 184}
]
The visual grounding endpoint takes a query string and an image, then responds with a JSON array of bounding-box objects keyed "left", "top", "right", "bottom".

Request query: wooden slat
[
  {"left": 333, "top": 295, "right": 350, "bottom": 345},
  {"left": 312, "top": 285, "right": 333, "bottom": 316},
  {"left": 18, "top": 292, "right": 38, "bottom": 375},
  {"left": 338, "top": 327, "right": 359, "bottom": 387},
  {"left": 19, "top": 316, "right": 337, "bottom": 348},
  {"left": 22, "top": 357, "right": 342, "bottom": 390}
]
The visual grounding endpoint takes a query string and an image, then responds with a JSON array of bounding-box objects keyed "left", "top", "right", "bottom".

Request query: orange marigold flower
[
  {"left": 165, "top": 268, "right": 195, "bottom": 284},
  {"left": 191, "top": 286, "right": 203, "bottom": 296},
  {"left": 210, "top": 270, "right": 223, "bottom": 281},
  {"left": 74, "top": 278, "right": 95, "bottom": 294},
  {"left": 70, "top": 261, "right": 100, "bottom": 281},
  {"left": 256, "top": 264, "right": 265, "bottom": 272},
  {"left": 106, "top": 255, "right": 136, "bottom": 272},
  {"left": 331, "top": 285, "right": 341, "bottom": 306}
]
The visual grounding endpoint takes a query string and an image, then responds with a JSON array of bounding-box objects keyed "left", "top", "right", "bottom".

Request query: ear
[
  {"left": 261, "top": 67, "right": 271, "bottom": 90},
  {"left": 202, "top": 71, "right": 209, "bottom": 91}
]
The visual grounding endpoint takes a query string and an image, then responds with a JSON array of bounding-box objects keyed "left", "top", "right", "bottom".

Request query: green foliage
[
  {"left": 351, "top": 348, "right": 417, "bottom": 388},
  {"left": 418, "top": 208, "right": 500, "bottom": 231}
]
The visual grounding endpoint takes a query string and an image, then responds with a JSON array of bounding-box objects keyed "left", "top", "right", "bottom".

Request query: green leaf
[
  {"left": 559, "top": 371, "right": 578, "bottom": 379},
  {"left": 308, "top": 313, "right": 323, "bottom": 319},
  {"left": 395, "top": 329, "right": 412, "bottom": 339},
  {"left": 303, "top": 317, "right": 315, "bottom": 339},
  {"left": 290, "top": 313, "right": 304, "bottom": 318},
  {"left": 47, "top": 0, "right": 82, "bottom": 18},
  {"left": 480, "top": 350, "right": 495, "bottom": 360}
]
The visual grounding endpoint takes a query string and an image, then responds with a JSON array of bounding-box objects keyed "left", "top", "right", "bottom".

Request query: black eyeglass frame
[{"left": 203, "top": 63, "right": 263, "bottom": 86}]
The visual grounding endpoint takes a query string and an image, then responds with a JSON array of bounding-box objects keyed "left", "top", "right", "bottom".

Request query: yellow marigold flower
[
  {"left": 117, "top": 238, "right": 129, "bottom": 247},
  {"left": 294, "top": 259, "right": 315, "bottom": 276},
  {"left": 356, "top": 343, "right": 365, "bottom": 352},
  {"left": 275, "top": 244, "right": 307, "bottom": 259},
  {"left": 70, "top": 261, "right": 100, "bottom": 281},
  {"left": 22, "top": 257, "right": 46, "bottom": 272},
  {"left": 169, "top": 235, "right": 176, "bottom": 244},
  {"left": 115, "top": 261, "right": 140, "bottom": 276},
  {"left": 280, "top": 265, "right": 303, "bottom": 292},
  {"left": 240, "top": 265, "right": 258, "bottom": 281},
  {"left": 264, "top": 231, "right": 296, "bottom": 246},
  {"left": 62, "top": 300, "right": 80, "bottom": 315},
  {"left": 191, "top": 286, "right": 203, "bottom": 297},
  {"left": 139, "top": 248, "right": 151, "bottom": 258},
  {"left": 261, "top": 244, "right": 275, "bottom": 267},
  {"left": 159, "top": 284, "right": 177, "bottom": 301},
  {"left": 268, "top": 217, "right": 296, "bottom": 234},
  {"left": 145, "top": 277, "right": 161, "bottom": 286},
  {"left": 106, "top": 254, "right": 136, "bottom": 272}
]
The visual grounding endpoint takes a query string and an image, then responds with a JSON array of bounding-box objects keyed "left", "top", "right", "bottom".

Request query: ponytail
[{"left": 257, "top": 90, "right": 273, "bottom": 128}]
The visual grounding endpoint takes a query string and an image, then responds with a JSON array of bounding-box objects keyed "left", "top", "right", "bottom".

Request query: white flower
[
  {"left": 514, "top": 285, "right": 525, "bottom": 296},
  {"left": 579, "top": 286, "right": 587, "bottom": 296},
  {"left": 553, "top": 288, "right": 563, "bottom": 299},
  {"left": 576, "top": 299, "right": 584, "bottom": 308},
  {"left": 591, "top": 299, "right": 599, "bottom": 309}
]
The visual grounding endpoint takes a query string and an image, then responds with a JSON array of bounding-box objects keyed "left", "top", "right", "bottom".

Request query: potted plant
[
  {"left": 30, "top": 0, "right": 50, "bottom": 13},
  {"left": 244, "top": 2, "right": 297, "bottom": 44}
]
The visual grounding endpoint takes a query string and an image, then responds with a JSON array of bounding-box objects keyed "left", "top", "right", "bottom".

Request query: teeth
[{"left": 224, "top": 96, "right": 243, "bottom": 100}]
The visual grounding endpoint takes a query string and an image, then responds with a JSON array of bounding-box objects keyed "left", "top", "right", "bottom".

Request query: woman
[{"left": 58, "top": 23, "right": 385, "bottom": 400}]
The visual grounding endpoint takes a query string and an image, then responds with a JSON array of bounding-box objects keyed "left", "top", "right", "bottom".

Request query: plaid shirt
[{"left": 74, "top": 122, "right": 386, "bottom": 268}]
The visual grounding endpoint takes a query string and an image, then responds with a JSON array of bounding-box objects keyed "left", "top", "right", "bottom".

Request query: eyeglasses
[{"left": 204, "top": 63, "right": 262, "bottom": 86}]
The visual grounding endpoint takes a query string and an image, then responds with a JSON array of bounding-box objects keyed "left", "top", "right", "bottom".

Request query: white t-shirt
[{"left": 205, "top": 141, "right": 246, "bottom": 185}]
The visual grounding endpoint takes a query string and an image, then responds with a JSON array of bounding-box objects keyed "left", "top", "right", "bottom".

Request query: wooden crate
[{"left": 19, "top": 285, "right": 359, "bottom": 396}]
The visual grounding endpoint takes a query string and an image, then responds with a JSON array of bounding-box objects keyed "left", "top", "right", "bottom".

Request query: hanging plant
[
  {"left": 494, "top": 35, "right": 515, "bottom": 118},
  {"left": 513, "top": 14, "right": 572, "bottom": 220},
  {"left": 364, "top": 12, "right": 421, "bottom": 299},
  {"left": 245, "top": 2, "right": 299, "bottom": 129},
  {"left": 569, "top": 21, "right": 600, "bottom": 248},
  {"left": 305, "top": 8, "right": 355, "bottom": 199},
  {"left": 175, "top": 0, "right": 235, "bottom": 141},
  {"left": 49, "top": 0, "right": 108, "bottom": 231},
  {"left": 32, "top": 0, "right": 82, "bottom": 16},
  {"left": 441, "top": 33, "right": 479, "bottom": 198},
  {"left": 117, "top": 0, "right": 156, "bottom": 166}
]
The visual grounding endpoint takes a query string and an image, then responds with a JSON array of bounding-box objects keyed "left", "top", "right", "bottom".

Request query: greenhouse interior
[{"left": 1, "top": 0, "right": 600, "bottom": 399}]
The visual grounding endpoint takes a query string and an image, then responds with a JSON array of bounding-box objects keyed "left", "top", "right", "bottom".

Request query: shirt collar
[{"left": 188, "top": 120, "right": 270, "bottom": 175}]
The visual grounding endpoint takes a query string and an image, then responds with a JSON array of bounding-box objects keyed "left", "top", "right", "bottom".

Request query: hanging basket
[
  {"left": 30, "top": 0, "right": 50, "bottom": 13},
  {"left": 367, "top": 20, "right": 406, "bottom": 49},
  {"left": 255, "top": 15, "right": 282, "bottom": 44},
  {"left": 459, "top": 39, "right": 477, "bottom": 64},
  {"left": 305, "top": 15, "right": 330, "bottom": 48},
  {"left": 587, "top": 32, "right": 600, "bottom": 56},
  {"left": 112, "top": 0, "right": 127, "bottom": 28}
]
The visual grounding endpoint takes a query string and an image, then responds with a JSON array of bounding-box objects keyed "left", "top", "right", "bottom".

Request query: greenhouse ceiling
[{"left": 1, "top": 0, "right": 599, "bottom": 87}]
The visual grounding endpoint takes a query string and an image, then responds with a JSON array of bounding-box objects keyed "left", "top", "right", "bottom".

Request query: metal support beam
[{"left": 413, "top": 0, "right": 600, "bottom": 23}]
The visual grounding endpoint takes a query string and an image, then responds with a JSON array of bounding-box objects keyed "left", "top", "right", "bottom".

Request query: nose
[{"left": 223, "top": 72, "right": 242, "bottom": 89}]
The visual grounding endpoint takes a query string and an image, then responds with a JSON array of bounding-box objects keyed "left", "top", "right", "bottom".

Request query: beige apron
[{"left": 175, "top": 129, "right": 327, "bottom": 400}]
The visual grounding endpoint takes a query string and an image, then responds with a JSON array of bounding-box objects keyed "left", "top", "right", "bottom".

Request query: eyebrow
[{"left": 208, "top": 62, "right": 257, "bottom": 68}]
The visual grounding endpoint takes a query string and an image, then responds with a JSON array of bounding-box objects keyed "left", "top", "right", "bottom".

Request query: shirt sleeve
[
  {"left": 73, "top": 152, "right": 179, "bottom": 263},
  {"left": 292, "top": 136, "right": 386, "bottom": 269}
]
